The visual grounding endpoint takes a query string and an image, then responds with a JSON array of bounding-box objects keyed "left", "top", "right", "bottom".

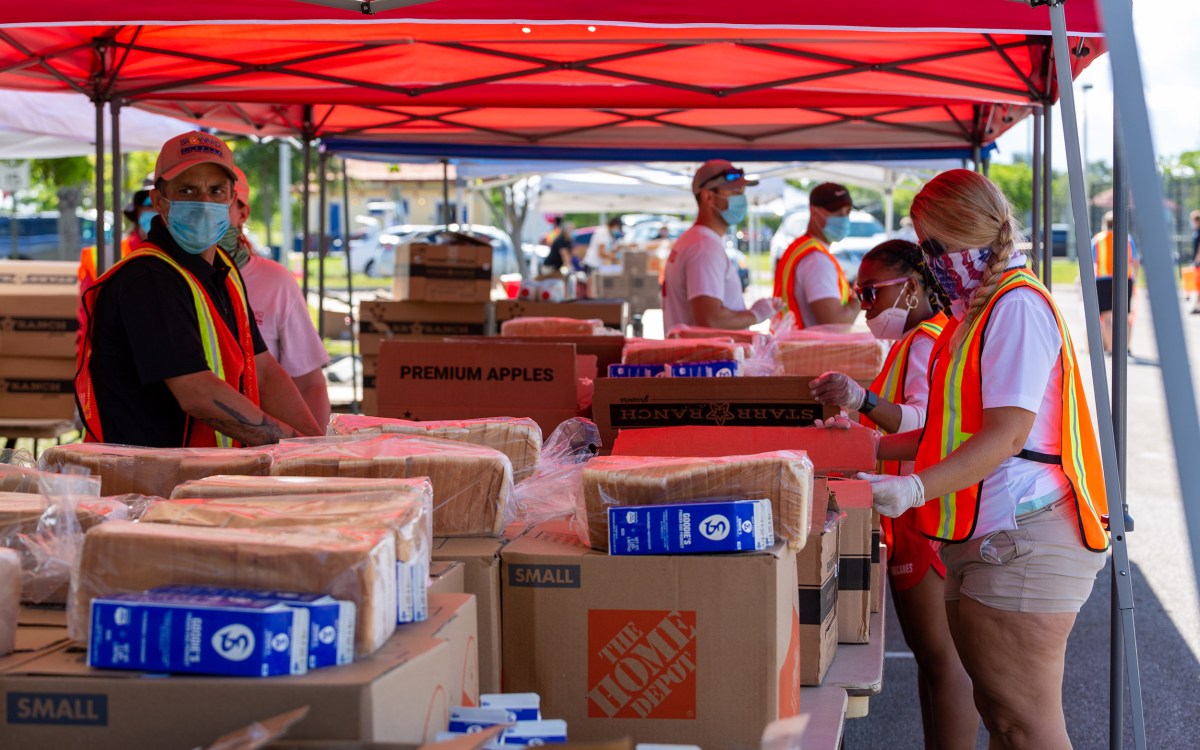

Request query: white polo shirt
[{"left": 661, "top": 224, "right": 745, "bottom": 330}]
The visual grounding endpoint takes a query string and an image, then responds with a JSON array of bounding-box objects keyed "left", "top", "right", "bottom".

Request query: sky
[{"left": 994, "top": 1, "right": 1200, "bottom": 165}]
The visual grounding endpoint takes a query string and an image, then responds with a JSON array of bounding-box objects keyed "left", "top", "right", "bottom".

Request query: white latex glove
[
  {"left": 813, "top": 411, "right": 853, "bottom": 430},
  {"left": 750, "top": 297, "right": 784, "bottom": 323},
  {"left": 856, "top": 472, "right": 926, "bottom": 518},
  {"left": 809, "top": 371, "right": 867, "bottom": 411}
]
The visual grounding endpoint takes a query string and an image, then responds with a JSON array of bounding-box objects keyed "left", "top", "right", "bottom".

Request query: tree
[
  {"left": 31, "top": 156, "right": 91, "bottom": 256},
  {"left": 486, "top": 179, "right": 538, "bottom": 278}
]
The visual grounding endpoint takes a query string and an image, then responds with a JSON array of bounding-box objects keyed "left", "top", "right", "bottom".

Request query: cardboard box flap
[
  {"left": 612, "top": 425, "right": 877, "bottom": 475},
  {"left": 206, "top": 707, "right": 311, "bottom": 750}
]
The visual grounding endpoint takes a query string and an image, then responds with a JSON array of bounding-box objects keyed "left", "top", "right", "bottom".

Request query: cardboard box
[
  {"left": 593, "top": 378, "right": 841, "bottom": 448},
  {"left": 396, "top": 593, "right": 479, "bottom": 708},
  {"left": 831, "top": 480, "right": 873, "bottom": 645},
  {"left": 359, "top": 300, "right": 495, "bottom": 355},
  {"left": 362, "top": 389, "right": 378, "bottom": 417},
  {"left": 0, "top": 260, "right": 78, "bottom": 288},
  {"left": 454, "top": 333, "right": 626, "bottom": 375},
  {"left": 0, "top": 292, "right": 78, "bottom": 358},
  {"left": 494, "top": 300, "right": 627, "bottom": 330},
  {"left": 428, "top": 561, "right": 466, "bottom": 595},
  {"left": 871, "top": 512, "right": 883, "bottom": 614},
  {"left": 376, "top": 340, "right": 584, "bottom": 438},
  {"left": 430, "top": 524, "right": 527, "bottom": 695},
  {"left": 0, "top": 633, "right": 457, "bottom": 749},
  {"left": 0, "top": 356, "right": 76, "bottom": 419},
  {"left": 501, "top": 520, "right": 800, "bottom": 749},
  {"left": 796, "top": 527, "right": 839, "bottom": 686},
  {"left": 393, "top": 236, "right": 493, "bottom": 303}
]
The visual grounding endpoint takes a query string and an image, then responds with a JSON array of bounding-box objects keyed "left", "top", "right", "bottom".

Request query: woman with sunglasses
[
  {"left": 863, "top": 169, "right": 1108, "bottom": 749},
  {"left": 811, "top": 240, "right": 979, "bottom": 749}
]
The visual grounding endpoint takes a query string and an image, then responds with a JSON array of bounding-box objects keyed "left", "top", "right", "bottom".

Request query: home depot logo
[{"left": 587, "top": 609, "right": 697, "bottom": 720}]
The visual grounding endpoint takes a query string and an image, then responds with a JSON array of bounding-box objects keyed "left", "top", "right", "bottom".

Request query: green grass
[{"left": 299, "top": 257, "right": 391, "bottom": 291}]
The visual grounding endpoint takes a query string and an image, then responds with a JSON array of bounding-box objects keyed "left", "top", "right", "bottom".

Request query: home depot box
[
  {"left": 431, "top": 524, "right": 527, "bottom": 695},
  {"left": 0, "top": 292, "right": 78, "bottom": 358},
  {"left": 831, "top": 479, "right": 873, "bottom": 645},
  {"left": 393, "top": 234, "right": 493, "bottom": 303},
  {"left": 495, "top": 300, "right": 627, "bottom": 331},
  {"left": 376, "top": 340, "right": 584, "bottom": 437},
  {"left": 0, "top": 260, "right": 78, "bottom": 288},
  {"left": 396, "top": 594, "right": 479, "bottom": 708},
  {"left": 428, "top": 561, "right": 466, "bottom": 595},
  {"left": 0, "top": 356, "right": 76, "bottom": 419},
  {"left": 358, "top": 300, "right": 495, "bottom": 355},
  {"left": 798, "top": 479, "right": 838, "bottom": 686},
  {"left": 0, "top": 632, "right": 457, "bottom": 749},
  {"left": 501, "top": 520, "right": 800, "bottom": 749},
  {"left": 593, "top": 378, "right": 841, "bottom": 448}
]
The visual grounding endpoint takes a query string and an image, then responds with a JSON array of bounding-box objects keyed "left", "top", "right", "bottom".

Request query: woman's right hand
[{"left": 809, "top": 371, "right": 866, "bottom": 411}]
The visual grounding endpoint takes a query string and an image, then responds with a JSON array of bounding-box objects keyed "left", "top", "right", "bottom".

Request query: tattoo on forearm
[{"left": 210, "top": 399, "right": 299, "bottom": 444}]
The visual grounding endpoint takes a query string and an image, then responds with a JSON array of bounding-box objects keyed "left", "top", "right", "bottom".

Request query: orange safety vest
[
  {"left": 773, "top": 234, "right": 852, "bottom": 329},
  {"left": 1092, "top": 231, "right": 1135, "bottom": 279},
  {"left": 76, "top": 244, "right": 260, "bottom": 448},
  {"left": 914, "top": 269, "right": 1109, "bottom": 551},
  {"left": 78, "top": 235, "right": 140, "bottom": 288}
]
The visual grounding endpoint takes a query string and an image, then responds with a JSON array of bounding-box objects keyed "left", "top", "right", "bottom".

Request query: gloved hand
[
  {"left": 809, "top": 371, "right": 867, "bottom": 411},
  {"left": 856, "top": 472, "right": 926, "bottom": 518},
  {"left": 750, "top": 297, "right": 784, "bottom": 324},
  {"left": 813, "top": 412, "right": 854, "bottom": 430}
]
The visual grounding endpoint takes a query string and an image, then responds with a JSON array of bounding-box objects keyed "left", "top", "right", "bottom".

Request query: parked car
[
  {"left": 626, "top": 217, "right": 750, "bottom": 290},
  {"left": 353, "top": 223, "right": 523, "bottom": 278},
  {"left": 768, "top": 209, "right": 888, "bottom": 284}
]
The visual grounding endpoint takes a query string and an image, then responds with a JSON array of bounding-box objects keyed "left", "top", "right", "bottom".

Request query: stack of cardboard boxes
[
  {"left": 588, "top": 252, "right": 660, "bottom": 318},
  {"left": 0, "top": 260, "right": 80, "bottom": 419}
]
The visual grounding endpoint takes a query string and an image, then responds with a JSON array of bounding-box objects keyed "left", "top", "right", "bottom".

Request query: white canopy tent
[{"left": 0, "top": 90, "right": 189, "bottom": 158}]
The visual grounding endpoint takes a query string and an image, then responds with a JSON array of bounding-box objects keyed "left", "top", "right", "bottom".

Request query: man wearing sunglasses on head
[
  {"left": 773, "top": 182, "right": 861, "bottom": 328},
  {"left": 662, "top": 159, "right": 782, "bottom": 330}
]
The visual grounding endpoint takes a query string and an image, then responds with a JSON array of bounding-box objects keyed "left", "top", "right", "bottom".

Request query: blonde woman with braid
[
  {"left": 862, "top": 170, "right": 1109, "bottom": 749},
  {"left": 812, "top": 239, "right": 979, "bottom": 749}
]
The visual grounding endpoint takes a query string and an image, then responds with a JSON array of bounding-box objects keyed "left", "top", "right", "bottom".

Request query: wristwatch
[{"left": 859, "top": 390, "right": 879, "bottom": 415}]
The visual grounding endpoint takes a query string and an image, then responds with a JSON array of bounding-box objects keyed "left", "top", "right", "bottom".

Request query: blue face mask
[
  {"left": 823, "top": 215, "right": 851, "bottom": 243},
  {"left": 719, "top": 193, "right": 748, "bottom": 226},
  {"left": 163, "top": 199, "right": 231, "bottom": 255},
  {"left": 137, "top": 211, "right": 155, "bottom": 237}
]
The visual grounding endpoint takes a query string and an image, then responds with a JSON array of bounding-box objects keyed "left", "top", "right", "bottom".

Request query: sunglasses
[
  {"left": 854, "top": 277, "right": 909, "bottom": 306},
  {"left": 699, "top": 168, "right": 746, "bottom": 192},
  {"left": 919, "top": 237, "right": 949, "bottom": 258}
]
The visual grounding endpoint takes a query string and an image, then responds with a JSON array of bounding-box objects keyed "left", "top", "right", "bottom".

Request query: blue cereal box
[
  {"left": 398, "top": 558, "right": 430, "bottom": 625},
  {"left": 448, "top": 706, "right": 511, "bottom": 733},
  {"left": 88, "top": 592, "right": 309, "bottom": 677},
  {"left": 504, "top": 720, "right": 568, "bottom": 747},
  {"left": 150, "top": 585, "right": 355, "bottom": 669},
  {"left": 669, "top": 360, "right": 741, "bottom": 377},
  {"left": 608, "top": 499, "right": 774, "bottom": 555},
  {"left": 608, "top": 363, "right": 667, "bottom": 378},
  {"left": 480, "top": 692, "right": 542, "bottom": 721}
]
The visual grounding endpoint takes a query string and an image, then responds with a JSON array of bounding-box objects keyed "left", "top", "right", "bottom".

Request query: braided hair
[{"left": 863, "top": 239, "right": 953, "bottom": 314}]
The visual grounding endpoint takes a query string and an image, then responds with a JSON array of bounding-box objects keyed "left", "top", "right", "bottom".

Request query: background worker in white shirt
[{"left": 662, "top": 159, "right": 780, "bottom": 330}]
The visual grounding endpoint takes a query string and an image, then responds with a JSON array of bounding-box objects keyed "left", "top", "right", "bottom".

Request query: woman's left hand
[
  {"left": 809, "top": 371, "right": 866, "bottom": 411},
  {"left": 856, "top": 472, "right": 926, "bottom": 518}
]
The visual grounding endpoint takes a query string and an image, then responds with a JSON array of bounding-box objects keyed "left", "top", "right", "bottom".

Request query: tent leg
[
  {"left": 301, "top": 137, "right": 312, "bottom": 299},
  {"left": 110, "top": 100, "right": 122, "bottom": 247},
  {"left": 1043, "top": 103, "right": 1054, "bottom": 288},
  {"left": 1032, "top": 107, "right": 1044, "bottom": 279},
  {"left": 93, "top": 98, "right": 108, "bottom": 273},
  {"left": 318, "top": 150, "right": 328, "bottom": 340},
  {"left": 279, "top": 141, "right": 292, "bottom": 265},
  {"left": 1110, "top": 115, "right": 1130, "bottom": 750},
  {"left": 342, "top": 158, "right": 358, "bottom": 413},
  {"left": 884, "top": 183, "right": 895, "bottom": 236},
  {"left": 1050, "top": 5, "right": 1148, "bottom": 750},
  {"left": 442, "top": 159, "right": 451, "bottom": 225}
]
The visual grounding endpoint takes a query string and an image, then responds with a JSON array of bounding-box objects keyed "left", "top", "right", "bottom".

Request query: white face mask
[{"left": 866, "top": 280, "right": 913, "bottom": 340}]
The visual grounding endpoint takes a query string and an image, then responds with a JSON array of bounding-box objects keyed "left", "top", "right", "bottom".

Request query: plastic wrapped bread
[
  {"left": 71, "top": 522, "right": 397, "bottom": 656},
  {"left": 621, "top": 337, "right": 749, "bottom": 365},
  {"left": 0, "top": 548, "right": 20, "bottom": 656},
  {"left": 328, "top": 416, "right": 543, "bottom": 481},
  {"left": 40, "top": 444, "right": 273, "bottom": 498},
  {"left": 500, "top": 317, "right": 606, "bottom": 336},
  {"left": 775, "top": 330, "right": 887, "bottom": 381},
  {"left": 270, "top": 435, "right": 512, "bottom": 537},
  {"left": 0, "top": 493, "right": 129, "bottom": 603},
  {"left": 581, "top": 450, "right": 813, "bottom": 552},
  {"left": 667, "top": 325, "right": 766, "bottom": 346},
  {"left": 171, "top": 475, "right": 432, "bottom": 505}
]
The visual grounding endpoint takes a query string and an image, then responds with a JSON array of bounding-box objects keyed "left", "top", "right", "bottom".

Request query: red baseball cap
[
  {"left": 155, "top": 131, "right": 238, "bottom": 184},
  {"left": 232, "top": 166, "right": 250, "bottom": 207}
]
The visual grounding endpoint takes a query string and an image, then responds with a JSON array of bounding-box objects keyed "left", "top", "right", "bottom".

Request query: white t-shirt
[
  {"left": 972, "top": 287, "right": 1071, "bottom": 539},
  {"left": 662, "top": 224, "right": 745, "bottom": 330},
  {"left": 239, "top": 254, "right": 330, "bottom": 378},
  {"left": 791, "top": 251, "right": 844, "bottom": 328},
  {"left": 585, "top": 225, "right": 611, "bottom": 268}
]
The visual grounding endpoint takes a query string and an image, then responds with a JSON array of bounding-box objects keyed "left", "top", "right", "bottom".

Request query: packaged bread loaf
[
  {"left": 581, "top": 450, "right": 813, "bottom": 552},
  {"left": 40, "top": 444, "right": 273, "bottom": 498},
  {"left": 71, "top": 522, "right": 397, "bottom": 656},
  {"left": 500, "top": 317, "right": 606, "bottom": 336},
  {"left": 666, "top": 325, "right": 766, "bottom": 346},
  {"left": 270, "top": 435, "right": 512, "bottom": 537},
  {"left": 0, "top": 493, "right": 128, "bottom": 603},
  {"left": 328, "top": 415, "right": 542, "bottom": 481},
  {"left": 621, "top": 337, "right": 749, "bottom": 365},
  {"left": 1, "top": 462, "right": 102, "bottom": 496},
  {"left": 775, "top": 330, "right": 887, "bottom": 381},
  {"left": 171, "top": 475, "right": 433, "bottom": 508},
  {"left": 0, "top": 548, "right": 20, "bottom": 656}
]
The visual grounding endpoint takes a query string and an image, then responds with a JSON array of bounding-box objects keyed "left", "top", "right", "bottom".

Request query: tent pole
[
  {"left": 1049, "top": 5, "right": 1148, "bottom": 749},
  {"left": 318, "top": 149, "right": 328, "bottom": 340},
  {"left": 884, "top": 180, "right": 895, "bottom": 236},
  {"left": 93, "top": 98, "right": 108, "bottom": 273},
  {"left": 279, "top": 141, "right": 292, "bottom": 265},
  {"left": 972, "top": 143, "right": 982, "bottom": 173},
  {"left": 1032, "top": 107, "right": 1044, "bottom": 279},
  {"left": 442, "top": 159, "right": 451, "bottom": 225},
  {"left": 1043, "top": 102, "right": 1054, "bottom": 288},
  {"left": 110, "top": 100, "right": 122, "bottom": 248},
  {"left": 342, "top": 157, "right": 358, "bottom": 413},
  {"left": 301, "top": 105, "right": 314, "bottom": 300}
]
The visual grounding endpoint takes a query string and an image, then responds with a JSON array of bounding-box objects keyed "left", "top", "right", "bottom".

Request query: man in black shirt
[{"left": 79, "top": 132, "right": 322, "bottom": 447}]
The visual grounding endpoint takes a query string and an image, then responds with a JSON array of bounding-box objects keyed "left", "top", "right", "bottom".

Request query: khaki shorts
[{"left": 941, "top": 496, "right": 1107, "bottom": 614}]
